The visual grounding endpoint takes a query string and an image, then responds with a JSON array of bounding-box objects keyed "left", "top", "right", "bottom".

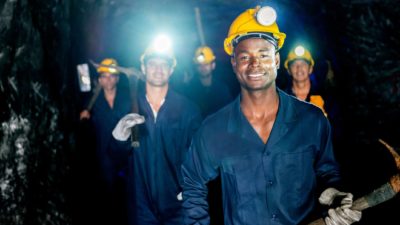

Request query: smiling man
[
  {"left": 181, "top": 6, "right": 361, "bottom": 225},
  {"left": 284, "top": 46, "right": 327, "bottom": 116},
  {"left": 111, "top": 36, "right": 202, "bottom": 225}
]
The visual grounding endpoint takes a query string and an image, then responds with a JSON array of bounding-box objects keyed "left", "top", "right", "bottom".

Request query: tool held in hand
[
  {"left": 90, "top": 59, "right": 144, "bottom": 147},
  {"left": 309, "top": 139, "right": 400, "bottom": 225}
]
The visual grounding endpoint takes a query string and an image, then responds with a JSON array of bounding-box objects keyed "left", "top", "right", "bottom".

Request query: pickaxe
[
  {"left": 309, "top": 139, "right": 400, "bottom": 225},
  {"left": 85, "top": 60, "right": 144, "bottom": 147},
  {"left": 80, "top": 60, "right": 144, "bottom": 117}
]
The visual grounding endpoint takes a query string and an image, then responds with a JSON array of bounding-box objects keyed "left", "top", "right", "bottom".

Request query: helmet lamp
[
  {"left": 294, "top": 45, "right": 305, "bottom": 57},
  {"left": 256, "top": 6, "right": 277, "bottom": 26}
]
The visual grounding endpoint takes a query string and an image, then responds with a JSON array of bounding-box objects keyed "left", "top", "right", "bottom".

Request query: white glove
[
  {"left": 319, "top": 187, "right": 353, "bottom": 209},
  {"left": 112, "top": 113, "right": 145, "bottom": 141},
  {"left": 177, "top": 192, "right": 182, "bottom": 201},
  {"left": 325, "top": 207, "right": 362, "bottom": 225}
]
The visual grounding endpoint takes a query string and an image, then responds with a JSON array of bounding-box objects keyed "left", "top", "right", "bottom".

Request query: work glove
[
  {"left": 319, "top": 188, "right": 361, "bottom": 225},
  {"left": 325, "top": 207, "right": 362, "bottom": 225},
  {"left": 112, "top": 113, "right": 145, "bottom": 141},
  {"left": 319, "top": 187, "right": 353, "bottom": 209}
]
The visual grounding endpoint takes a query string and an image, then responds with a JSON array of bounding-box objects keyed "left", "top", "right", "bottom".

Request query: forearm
[
  {"left": 181, "top": 136, "right": 217, "bottom": 225},
  {"left": 108, "top": 137, "right": 132, "bottom": 159},
  {"left": 182, "top": 165, "right": 210, "bottom": 225}
]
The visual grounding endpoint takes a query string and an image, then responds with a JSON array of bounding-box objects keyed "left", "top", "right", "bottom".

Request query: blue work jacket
[
  {"left": 184, "top": 77, "right": 233, "bottom": 117},
  {"left": 91, "top": 88, "right": 131, "bottom": 181},
  {"left": 182, "top": 88, "right": 341, "bottom": 225},
  {"left": 114, "top": 89, "right": 202, "bottom": 225}
]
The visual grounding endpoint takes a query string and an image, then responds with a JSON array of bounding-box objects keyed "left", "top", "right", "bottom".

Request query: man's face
[
  {"left": 98, "top": 73, "right": 119, "bottom": 91},
  {"left": 288, "top": 59, "right": 313, "bottom": 83},
  {"left": 142, "top": 57, "right": 173, "bottom": 87},
  {"left": 231, "top": 38, "right": 280, "bottom": 91},
  {"left": 196, "top": 62, "right": 215, "bottom": 78}
]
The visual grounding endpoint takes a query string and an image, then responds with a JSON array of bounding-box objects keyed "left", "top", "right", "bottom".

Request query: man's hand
[
  {"left": 80, "top": 110, "right": 91, "bottom": 120},
  {"left": 112, "top": 113, "right": 145, "bottom": 141},
  {"left": 319, "top": 188, "right": 361, "bottom": 225},
  {"left": 319, "top": 187, "right": 353, "bottom": 209},
  {"left": 324, "top": 207, "right": 362, "bottom": 225}
]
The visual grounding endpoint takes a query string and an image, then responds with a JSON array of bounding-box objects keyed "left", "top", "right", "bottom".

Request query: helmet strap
[{"left": 232, "top": 32, "right": 278, "bottom": 51}]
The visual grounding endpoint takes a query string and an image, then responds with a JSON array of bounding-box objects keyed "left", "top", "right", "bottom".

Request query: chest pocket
[
  {"left": 275, "top": 147, "right": 316, "bottom": 206},
  {"left": 160, "top": 123, "right": 187, "bottom": 164},
  {"left": 221, "top": 154, "right": 259, "bottom": 204},
  {"left": 169, "top": 123, "right": 186, "bottom": 148}
]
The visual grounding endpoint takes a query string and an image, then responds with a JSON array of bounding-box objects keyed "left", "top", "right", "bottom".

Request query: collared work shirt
[
  {"left": 114, "top": 89, "right": 202, "bottom": 225},
  {"left": 182, "top": 89, "right": 341, "bottom": 225},
  {"left": 91, "top": 88, "right": 131, "bottom": 181}
]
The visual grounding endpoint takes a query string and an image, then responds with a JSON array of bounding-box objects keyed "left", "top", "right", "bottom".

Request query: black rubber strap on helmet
[{"left": 232, "top": 32, "right": 278, "bottom": 51}]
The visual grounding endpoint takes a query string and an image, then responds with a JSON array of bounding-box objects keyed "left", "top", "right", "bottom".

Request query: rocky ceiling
[{"left": 0, "top": 0, "right": 399, "bottom": 224}]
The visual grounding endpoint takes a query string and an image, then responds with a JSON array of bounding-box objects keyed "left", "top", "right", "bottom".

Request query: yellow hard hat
[
  {"left": 284, "top": 45, "right": 315, "bottom": 69},
  {"left": 193, "top": 46, "right": 216, "bottom": 64},
  {"left": 140, "top": 35, "right": 177, "bottom": 68},
  {"left": 224, "top": 6, "right": 286, "bottom": 55},
  {"left": 97, "top": 58, "right": 119, "bottom": 75}
]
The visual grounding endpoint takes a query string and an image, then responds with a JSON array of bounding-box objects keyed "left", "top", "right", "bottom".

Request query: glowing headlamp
[
  {"left": 107, "top": 67, "right": 118, "bottom": 73},
  {"left": 196, "top": 54, "right": 205, "bottom": 63},
  {"left": 294, "top": 45, "right": 305, "bottom": 57},
  {"left": 151, "top": 34, "right": 173, "bottom": 54},
  {"left": 256, "top": 6, "right": 277, "bottom": 26}
]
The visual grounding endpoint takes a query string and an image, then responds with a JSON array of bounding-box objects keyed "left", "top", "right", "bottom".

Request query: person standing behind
[
  {"left": 181, "top": 6, "right": 361, "bottom": 225},
  {"left": 184, "top": 46, "right": 233, "bottom": 117},
  {"left": 284, "top": 45, "right": 327, "bottom": 116},
  {"left": 111, "top": 35, "right": 202, "bottom": 225},
  {"left": 80, "top": 58, "right": 131, "bottom": 225}
]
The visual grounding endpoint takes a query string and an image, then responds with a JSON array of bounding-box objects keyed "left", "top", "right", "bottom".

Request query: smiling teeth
[{"left": 248, "top": 74, "right": 263, "bottom": 78}]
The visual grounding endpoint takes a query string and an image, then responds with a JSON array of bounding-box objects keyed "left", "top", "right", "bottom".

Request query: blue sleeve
[
  {"left": 315, "top": 116, "right": 342, "bottom": 190},
  {"left": 181, "top": 131, "right": 218, "bottom": 225},
  {"left": 108, "top": 136, "right": 133, "bottom": 161}
]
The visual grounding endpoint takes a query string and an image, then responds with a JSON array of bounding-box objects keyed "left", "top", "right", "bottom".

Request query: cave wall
[{"left": 0, "top": 0, "right": 72, "bottom": 224}]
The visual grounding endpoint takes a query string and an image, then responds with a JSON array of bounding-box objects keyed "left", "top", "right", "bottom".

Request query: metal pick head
[{"left": 256, "top": 6, "right": 277, "bottom": 26}]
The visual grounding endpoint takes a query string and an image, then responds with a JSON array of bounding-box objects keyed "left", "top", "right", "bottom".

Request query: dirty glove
[
  {"left": 112, "top": 113, "right": 145, "bottom": 141},
  {"left": 325, "top": 207, "right": 362, "bottom": 225},
  {"left": 319, "top": 187, "right": 354, "bottom": 209}
]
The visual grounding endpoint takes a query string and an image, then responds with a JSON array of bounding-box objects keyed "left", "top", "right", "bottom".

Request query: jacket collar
[{"left": 228, "top": 88, "right": 298, "bottom": 146}]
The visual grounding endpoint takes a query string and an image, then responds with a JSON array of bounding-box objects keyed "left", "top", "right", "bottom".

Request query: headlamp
[
  {"left": 108, "top": 67, "right": 118, "bottom": 73},
  {"left": 152, "top": 34, "right": 173, "bottom": 54},
  {"left": 256, "top": 6, "right": 277, "bottom": 26},
  {"left": 196, "top": 54, "right": 205, "bottom": 63},
  {"left": 294, "top": 45, "right": 305, "bottom": 57}
]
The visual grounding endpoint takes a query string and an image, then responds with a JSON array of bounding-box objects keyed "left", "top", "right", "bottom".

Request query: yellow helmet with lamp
[
  {"left": 224, "top": 6, "right": 286, "bottom": 56},
  {"left": 140, "top": 34, "right": 177, "bottom": 68},
  {"left": 284, "top": 45, "right": 315, "bottom": 70},
  {"left": 193, "top": 46, "right": 216, "bottom": 64},
  {"left": 97, "top": 58, "right": 119, "bottom": 75}
]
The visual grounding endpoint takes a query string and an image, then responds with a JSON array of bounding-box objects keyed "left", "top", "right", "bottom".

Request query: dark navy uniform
[
  {"left": 182, "top": 89, "right": 342, "bottom": 225},
  {"left": 114, "top": 89, "right": 202, "bottom": 225},
  {"left": 91, "top": 87, "right": 131, "bottom": 224},
  {"left": 185, "top": 78, "right": 233, "bottom": 118}
]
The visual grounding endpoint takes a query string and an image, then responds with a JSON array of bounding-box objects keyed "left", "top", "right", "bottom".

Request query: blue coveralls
[
  {"left": 91, "top": 87, "right": 131, "bottom": 190},
  {"left": 114, "top": 89, "right": 202, "bottom": 225},
  {"left": 183, "top": 77, "right": 234, "bottom": 225},
  {"left": 182, "top": 89, "right": 342, "bottom": 225},
  {"left": 90, "top": 87, "right": 131, "bottom": 224},
  {"left": 184, "top": 77, "right": 233, "bottom": 117}
]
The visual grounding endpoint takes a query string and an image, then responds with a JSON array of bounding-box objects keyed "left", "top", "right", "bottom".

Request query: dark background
[{"left": 0, "top": 0, "right": 399, "bottom": 224}]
